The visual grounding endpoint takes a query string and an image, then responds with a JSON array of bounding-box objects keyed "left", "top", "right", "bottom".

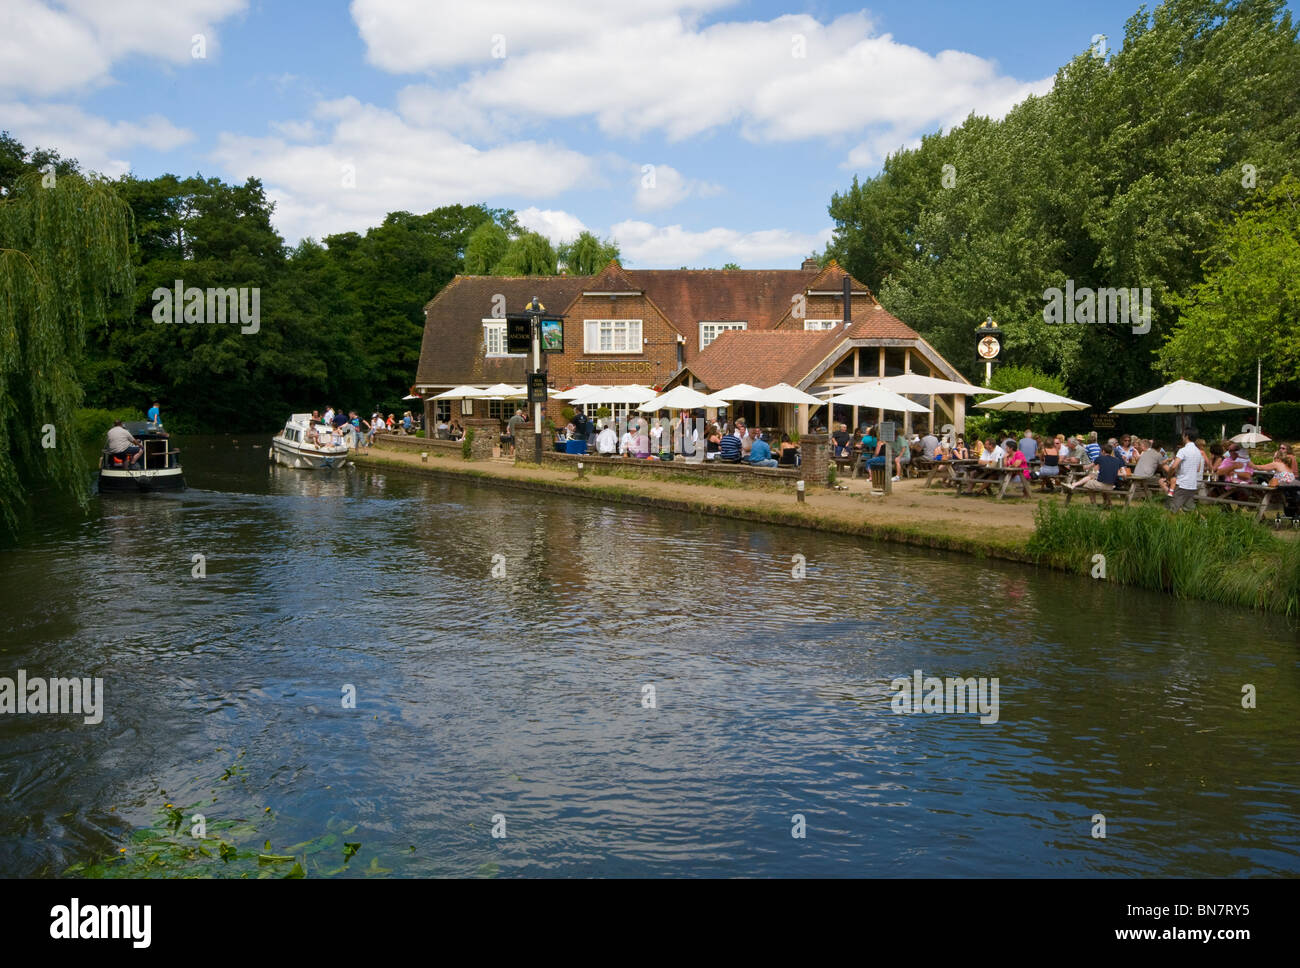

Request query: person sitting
[
  {"left": 777, "top": 434, "right": 799, "bottom": 466},
  {"left": 448, "top": 419, "right": 464, "bottom": 441},
  {"left": 746, "top": 433, "right": 779, "bottom": 467},
  {"left": 953, "top": 435, "right": 969, "bottom": 460},
  {"left": 705, "top": 424, "right": 722, "bottom": 461},
  {"left": 719, "top": 427, "right": 743, "bottom": 463},
  {"left": 1251, "top": 454, "right": 1298, "bottom": 486},
  {"left": 1067, "top": 442, "right": 1128, "bottom": 506},
  {"left": 631, "top": 423, "right": 651, "bottom": 459},
  {"left": 436, "top": 418, "right": 450, "bottom": 440},
  {"left": 596, "top": 421, "right": 618, "bottom": 455},
  {"left": 1003, "top": 438, "right": 1030, "bottom": 484},
  {"left": 831, "top": 423, "right": 852, "bottom": 458},
  {"left": 978, "top": 437, "right": 1004, "bottom": 466},
  {"left": 1035, "top": 437, "right": 1061, "bottom": 491},
  {"left": 105, "top": 420, "right": 143, "bottom": 467}
]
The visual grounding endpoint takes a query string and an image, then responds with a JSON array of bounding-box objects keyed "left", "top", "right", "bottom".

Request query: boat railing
[{"left": 102, "top": 439, "right": 180, "bottom": 471}]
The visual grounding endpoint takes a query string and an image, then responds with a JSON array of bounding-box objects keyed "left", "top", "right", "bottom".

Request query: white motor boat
[{"left": 269, "top": 414, "right": 351, "bottom": 469}]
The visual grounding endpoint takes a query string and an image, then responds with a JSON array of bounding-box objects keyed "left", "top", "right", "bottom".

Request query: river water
[{"left": 1, "top": 436, "right": 1296, "bottom": 877}]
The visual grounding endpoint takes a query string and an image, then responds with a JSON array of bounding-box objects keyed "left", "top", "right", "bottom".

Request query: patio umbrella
[
  {"left": 869, "top": 374, "right": 998, "bottom": 396},
  {"left": 401, "top": 393, "right": 422, "bottom": 401},
  {"left": 474, "top": 383, "right": 527, "bottom": 398},
  {"left": 1110, "top": 379, "right": 1256, "bottom": 414},
  {"left": 751, "top": 383, "right": 825, "bottom": 405},
  {"left": 567, "top": 384, "right": 658, "bottom": 406},
  {"left": 638, "top": 385, "right": 730, "bottom": 412},
  {"left": 977, "top": 386, "right": 1090, "bottom": 417},
  {"left": 712, "top": 383, "right": 766, "bottom": 401},
  {"left": 1231, "top": 430, "right": 1272, "bottom": 446},
  {"left": 432, "top": 385, "right": 487, "bottom": 399},
  {"left": 824, "top": 384, "right": 929, "bottom": 413},
  {"left": 552, "top": 384, "right": 600, "bottom": 400}
]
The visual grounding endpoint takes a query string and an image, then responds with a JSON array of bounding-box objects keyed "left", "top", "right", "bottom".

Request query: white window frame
[
  {"left": 803, "top": 319, "right": 841, "bottom": 331},
  {"left": 483, "top": 319, "right": 526, "bottom": 358},
  {"left": 699, "top": 320, "right": 747, "bottom": 351},
  {"left": 583, "top": 318, "right": 643, "bottom": 354}
]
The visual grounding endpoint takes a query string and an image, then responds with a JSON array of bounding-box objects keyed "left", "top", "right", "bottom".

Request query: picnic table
[
  {"left": 958, "top": 464, "right": 1030, "bottom": 500},
  {"left": 1064, "top": 474, "right": 1163, "bottom": 508},
  {"left": 1197, "top": 481, "right": 1295, "bottom": 521},
  {"left": 926, "top": 458, "right": 977, "bottom": 488}
]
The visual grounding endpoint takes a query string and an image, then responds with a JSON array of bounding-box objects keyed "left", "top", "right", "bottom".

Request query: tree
[
  {"left": 465, "top": 221, "right": 508, "bottom": 274},
  {"left": 1156, "top": 175, "right": 1300, "bottom": 398},
  {"left": 0, "top": 171, "right": 134, "bottom": 534},
  {"left": 720, "top": 262, "right": 741, "bottom": 270},
  {"left": 557, "top": 231, "right": 620, "bottom": 274},
  {"left": 493, "top": 231, "right": 557, "bottom": 275}
]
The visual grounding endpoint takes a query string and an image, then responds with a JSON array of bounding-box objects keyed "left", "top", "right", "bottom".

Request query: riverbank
[{"left": 354, "top": 446, "right": 1039, "bottom": 562}]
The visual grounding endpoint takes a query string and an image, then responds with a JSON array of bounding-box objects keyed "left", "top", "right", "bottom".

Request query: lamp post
[{"left": 976, "top": 316, "right": 1001, "bottom": 387}]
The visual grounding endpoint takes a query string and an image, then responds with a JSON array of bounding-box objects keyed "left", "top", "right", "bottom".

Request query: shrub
[
  {"left": 461, "top": 428, "right": 475, "bottom": 460},
  {"left": 1262, "top": 401, "right": 1300, "bottom": 440}
]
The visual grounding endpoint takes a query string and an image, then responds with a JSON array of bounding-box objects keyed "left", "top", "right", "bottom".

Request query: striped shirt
[
  {"left": 719, "top": 433, "right": 742, "bottom": 461},
  {"left": 1084, "top": 442, "right": 1102, "bottom": 463}
]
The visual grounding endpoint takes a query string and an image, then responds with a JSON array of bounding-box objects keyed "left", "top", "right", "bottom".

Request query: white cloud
[
  {"left": 516, "top": 206, "right": 588, "bottom": 243},
  {"left": 611, "top": 219, "right": 832, "bottom": 269},
  {"left": 634, "top": 163, "right": 722, "bottom": 212},
  {"left": 0, "top": 0, "right": 247, "bottom": 97},
  {"left": 353, "top": 3, "right": 1052, "bottom": 157},
  {"left": 209, "top": 98, "right": 600, "bottom": 242},
  {"left": 0, "top": 102, "right": 194, "bottom": 176}
]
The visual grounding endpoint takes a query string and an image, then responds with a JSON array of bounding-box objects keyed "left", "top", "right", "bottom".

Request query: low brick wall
[
  {"left": 541, "top": 450, "right": 800, "bottom": 487},
  {"left": 374, "top": 433, "right": 458, "bottom": 454}
]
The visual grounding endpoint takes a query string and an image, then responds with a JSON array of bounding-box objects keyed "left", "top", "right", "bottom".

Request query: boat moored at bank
[{"left": 269, "top": 414, "right": 351, "bottom": 469}]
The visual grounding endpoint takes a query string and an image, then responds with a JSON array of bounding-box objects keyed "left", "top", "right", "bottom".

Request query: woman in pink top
[{"left": 1003, "top": 438, "right": 1030, "bottom": 480}]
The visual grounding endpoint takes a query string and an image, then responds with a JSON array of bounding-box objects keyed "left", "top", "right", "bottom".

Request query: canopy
[
  {"left": 432, "top": 385, "right": 487, "bottom": 400},
  {"left": 638, "top": 385, "right": 730, "bottom": 412},
  {"left": 474, "top": 383, "right": 527, "bottom": 398},
  {"left": 1110, "top": 379, "right": 1256, "bottom": 414},
  {"left": 567, "top": 384, "right": 657, "bottom": 406},
  {"left": 750, "top": 382, "right": 824, "bottom": 405},
  {"left": 823, "top": 384, "right": 929, "bottom": 413},
  {"left": 1231, "top": 431, "right": 1271, "bottom": 446},
  {"left": 869, "top": 374, "right": 997, "bottom": 396},
  {"left": 977, "top": 386, "right": 1090, "bottom": 414},
  {"left": 711, "top": 383, "right": 766, "bottom": 402}
]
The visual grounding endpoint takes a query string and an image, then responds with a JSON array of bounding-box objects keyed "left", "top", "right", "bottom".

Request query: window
[
  {"left": 584, "top": 319, "right": 643, "bottom": 354},
  {"left": 803, "top": 319, "right": 840, "bottom": 331},
  {"left": 699, "top": 321, "right": 746, "bottom": 350},
  {"left": 483, "top": 320, "right": 525, "bottom": 357}
]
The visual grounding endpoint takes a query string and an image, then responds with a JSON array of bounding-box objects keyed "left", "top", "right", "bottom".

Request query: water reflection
[{"left": 0, "top": 436, "right": 1296, "bottom": 877}]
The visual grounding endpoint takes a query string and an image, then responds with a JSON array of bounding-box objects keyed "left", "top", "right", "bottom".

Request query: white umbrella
[
  {"left": 870, "top": 374, "right": 998, "bottom": 396},
  {"left": 1231, "top": 430, "right": 1271, "bottom": 446},
  {"left": 712, "top": 383, "right": 766, "bottom": 401},
  {"left": 824, "top": 384, "right": 929, "bottom": 413},
  {"left": 978, "top": 386, "right": 1090, "bottom": 416},
  {"left": 751, "top": 383, "right": 825, "bottom": 405},
  {"left": 432, "top": 385, "right": 487, "bottom": 400},
  {"left": 638, "top": 385, "right": 730, "bottom": 412},
  {"left": 567, "top": 384, "right": 658, "bottom": 406},
  {"left": 401, "top": 393, "right": 422, "bottom": 401},
  {"left": 474, "top": 383, "right": 527, "bottom": 398},
  {"left": 1110, "top": 379, "right": 1256, "bottom": 414},
  {"left": 553, "top": 384, "right": 600, "bottom": 400}
]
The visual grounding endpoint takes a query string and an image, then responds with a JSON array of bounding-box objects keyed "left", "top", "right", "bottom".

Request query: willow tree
[{"left": 0, "top": 171, "right": 134, "bottom": 534}]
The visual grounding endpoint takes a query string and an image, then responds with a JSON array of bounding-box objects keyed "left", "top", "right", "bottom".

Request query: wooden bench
[
  {"left": 1064, "top": 474, "right": 1162, "bottom": 508},
  {"left": 958, "top": 465, "right": 1030, "bottom": 500},
  {"left": 1196, "top": 482, "right": 1290, "bottom": 521}
]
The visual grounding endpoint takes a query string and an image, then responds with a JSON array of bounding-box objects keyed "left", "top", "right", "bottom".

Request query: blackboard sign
[
  {"left": 527, "top": 372, "right": 548, "bottom": 405},
  {"left": 879, "top": 421, "right": 896, "bottom": 443},
  {"left": 507, "top": 317, "right": 532, "bottom": 355}
]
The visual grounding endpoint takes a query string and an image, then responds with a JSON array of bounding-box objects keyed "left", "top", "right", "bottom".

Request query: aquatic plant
[{"left": 1028, "top": 502, "right": 1300, "bottom": 617}]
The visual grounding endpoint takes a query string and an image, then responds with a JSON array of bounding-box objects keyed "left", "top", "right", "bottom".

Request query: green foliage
[
  {"left": 493, "top": 231, "right": 557, "bottom": 275},
  {"left": 0, "top": 170, "right": 134, "bottom": 535},
  {"left": 827, "top": 0, "right": 1300, "bottom": 407},
  {"left": 461, "top": 428, "right": 475, "bottom": 460},
  {"left": 1028, "top": 501, "right": 1300, "bottom": 615},
  {"left": 1261, "top": 401, "right": 1300, "bottom": 439},
  {"left": 557, "top": 231, "right": 620, "bottom": 274},
  {"left": 1156, "top": 175, "right": 1300, "bottom": 399},
  {"left": 720, "top": 262, "right": 741, "bottom": 270},
  {"left": 464, "top": 221, "right": 509, "bottom": 274}
]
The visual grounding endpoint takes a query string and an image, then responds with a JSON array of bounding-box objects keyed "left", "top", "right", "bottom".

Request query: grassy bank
[{"left": 1028, "top": 503, "right": 1300, "bottom": 618}]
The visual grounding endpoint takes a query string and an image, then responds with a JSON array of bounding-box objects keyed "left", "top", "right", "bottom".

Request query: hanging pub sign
[
  {"left": 540, "top": 318, "right": 564, "bottom": 353},
  {"left": 976, "top": 317, "right": 1001, "bottom": 363},
  {"left": 527, "top": 372, "right": 549, "bottom": 405},
  {"left": 506, "top": 317, "right": 532, "bottom": 355}
]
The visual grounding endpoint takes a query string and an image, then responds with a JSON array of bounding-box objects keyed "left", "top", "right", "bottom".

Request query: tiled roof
[
  {"left": 687, "top": 329, "right": 843, "bottom": 390},
  {"left": 415, "top": 275, "right": 592, "bottom": 386},
  {"left": 622, "top": 269, "right": 822, "bottom": 332}
]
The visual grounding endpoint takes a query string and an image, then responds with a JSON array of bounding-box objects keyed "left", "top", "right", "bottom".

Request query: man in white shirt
[
  {"left": 619, "top": 422, "right": 634, "bottom": 456},
  {"left": 596, "top": 421, "right": 618, "bottom": 455},
  {"left": 978, "top": 438, "right": 1004, "bottom": 466},
  {"left": 1168, "top": 429, "right": 1204, "bottom": 511}
]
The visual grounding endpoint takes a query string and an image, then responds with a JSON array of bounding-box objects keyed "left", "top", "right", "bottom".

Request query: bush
[
  {"left": 461, "top": 428, "right": 475, "bottom": 460},
  {"left": 74, "top": 407, "right": 140, "bottom": 452},
  {"left": 1262, "top": 401, "right": 1300, "bottom": 440}
]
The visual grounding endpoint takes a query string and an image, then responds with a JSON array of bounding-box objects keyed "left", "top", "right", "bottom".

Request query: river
[{"left": 1, "top": 436, "right": 1296, "bottom": 877}]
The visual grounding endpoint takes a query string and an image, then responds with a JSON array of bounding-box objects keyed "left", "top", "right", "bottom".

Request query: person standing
[
  {"left": 596, "top": 421, "right": 618, "bottom": 455},
  {"left": 504, "top": 408, "right": 525, "bottom": 456},
  {"left": 1018, "top": 429, "right": 1037, "bottom": 461},
  {"left": 1167, "top": 429, "right": 1204, "bottom": 511}
]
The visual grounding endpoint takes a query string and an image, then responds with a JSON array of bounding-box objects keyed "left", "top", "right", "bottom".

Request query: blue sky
[{"left": 0, "top": 1, "right": 1260, "bottom": 267}]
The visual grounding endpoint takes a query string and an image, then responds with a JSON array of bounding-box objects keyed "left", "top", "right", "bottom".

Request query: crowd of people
[
  {"left": 304, "top": 407, "right": 422, "bottom": 449},
  {"left": 556, "top": 412, "right": 800, "bottom": 467}
]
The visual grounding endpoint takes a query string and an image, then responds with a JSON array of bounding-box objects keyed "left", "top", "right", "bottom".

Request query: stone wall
[{"left": 800, "top": 433, "right": 830, "bottom": 486}]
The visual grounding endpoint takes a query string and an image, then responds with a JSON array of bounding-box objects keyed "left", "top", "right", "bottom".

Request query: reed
[{"left": 1028, "top": 503, "right": 1300, "bottom": 617}]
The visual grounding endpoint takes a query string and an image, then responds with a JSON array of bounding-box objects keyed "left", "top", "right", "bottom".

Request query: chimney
[{"left": 801, "top": 257, "right": 819, "bottom": 271}]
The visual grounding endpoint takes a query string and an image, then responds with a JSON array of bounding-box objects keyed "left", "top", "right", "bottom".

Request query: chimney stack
[{"left": 801, "top": 257, "right": 820, "bottom": 271}]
